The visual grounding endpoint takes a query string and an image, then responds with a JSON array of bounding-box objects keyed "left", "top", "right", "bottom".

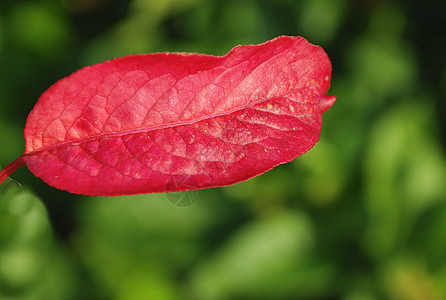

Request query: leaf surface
[{"left": 0, "top": 36, "right": 335, "bottom": 196}]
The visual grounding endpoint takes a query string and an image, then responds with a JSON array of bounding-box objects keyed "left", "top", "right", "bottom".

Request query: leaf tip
[{"left": 320, "top": 95, "right": 336, "bottom": 113}]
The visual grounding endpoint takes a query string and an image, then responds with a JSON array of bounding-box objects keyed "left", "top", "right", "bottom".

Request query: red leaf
[{"left": 0, "top": 36, "right": 335, "bottom": 196}]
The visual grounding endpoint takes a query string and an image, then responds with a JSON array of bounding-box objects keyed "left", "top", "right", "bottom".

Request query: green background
[{"left": 1, "top": 0, "right": 445, "bottom": 299}]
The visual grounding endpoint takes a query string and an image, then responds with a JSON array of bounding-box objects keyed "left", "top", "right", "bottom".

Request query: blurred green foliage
[{"left": 1, "top": 0, "right": 446, "bottom": 299}]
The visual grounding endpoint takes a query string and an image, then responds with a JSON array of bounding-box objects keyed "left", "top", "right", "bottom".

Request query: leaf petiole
[{"left": 0, "top": 154, "right": 26, "bottom": 185}]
